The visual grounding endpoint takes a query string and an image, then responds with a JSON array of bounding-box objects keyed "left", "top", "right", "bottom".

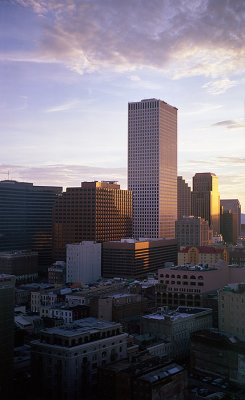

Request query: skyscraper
[
  {"left": 177, "top": 176, "right": 191, "bottom": 219},
  {"left": 53, "top": 181, "right": 132, "bottom": 260},
  {"left": 191, "top": 173, "right": 220, "bottom": 235},
  {"left": 128, "top": 98, "right": 177, "bottom": 239},
  {"left": 0, "top": 180, "right": 62, "bottom": 271},
  {"left": 220, "top": 199, "right": 241, "bottom": 244}
]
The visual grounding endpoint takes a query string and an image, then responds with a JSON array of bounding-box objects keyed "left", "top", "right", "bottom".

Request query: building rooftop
[
  {"left": 179, "top": 246, "right": 224, "bottom": 254},
  {"left": 143, "top": 307, "right": 211, "bottom": 321},
  {"left": 221, "top": 283, "right": 245, "bottom": 294},
  {"left": 139, "top": 363, "right": 184, "bottom": 383},
  {"left": 41, "top": 317, "right": 121, "bottom": 337}
]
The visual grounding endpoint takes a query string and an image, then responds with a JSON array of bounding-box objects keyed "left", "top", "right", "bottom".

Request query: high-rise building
[
  {"left": 0, "top": 274, "right": 16, "bottom": 396},
  {"left": 0, "top": 180, "right": 62, "bottom": 271},
  {"left": 177, "top": 176, "right": 191, "bottom": 220},
  {"left": 175, "top": 216, "right": 212, "bottom": 247},
  {"left": 53, "top": 181, "right": 132, "bottom": 260},
  {"left": 128, "top": 98, "right": 177, "bottom": 239},
  {"left": 191, "top": 173, "right": 220, "bottom": 234},
  {"left": 220, "top": 199, "right": 241, "bottom": 244}
]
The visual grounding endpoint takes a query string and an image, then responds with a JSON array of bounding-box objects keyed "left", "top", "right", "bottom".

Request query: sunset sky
[{"left": 0, "top": 0, "right": 244, "bottom": 210}]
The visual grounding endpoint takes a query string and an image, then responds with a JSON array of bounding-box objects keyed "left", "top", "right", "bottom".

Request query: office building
[
  {"left": 53, "top": 181, "right": 132, "bottom": 260},
  {"left": 175, "top": 216, "right": 212, "bottom": 247},
  {"left": 102, "top": 238, "right": 177, "bottom": 278},
  {"left": 177, "top": 176, "right": 191, "bottom": 220},
  {"left": 0, "top": 274, "right": 16, "bottom": 396},
  {"left": 128, "top": 98, "right": 177, "bottom": 239},
  {"left": 31, "top": 318, "right": 128, "bottom": 400},
  {"left": 0, "top": 180, "right": 62, "bottom": 271},
  {"left": 220, "top": 199, "right": 241, "bottom": 244},
  {"left": 66, "top": 241, "right": 101, "bottom": 284},
  {"left": 0, "top": 250, "right": 38, "bottom": 282},
  {"left": 191, "top": 173, "right": 220, "bottom": 235}
]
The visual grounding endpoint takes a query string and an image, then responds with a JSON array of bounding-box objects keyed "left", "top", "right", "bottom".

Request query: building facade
[
  {"left": 191, "top": 173, "right": 220, "bottom": 235},
  {"left": 66, "top": 241, "right": 101, "bottom": 285},
  {"left": 178, "top": 246, "right": 228, "bottom": 266},
  {"left": 31, "top": 318, "right": 128, "bottom": 400},
  {"left": 0, "top": 250, "right": 38, "bottom": 282},
  {"left": 53, "top": 181, "right": 132, "bottom": 260},
  {"left": 141, "top": 306, "right": 212, "bottom": 359},
  {"left": 175, "top": 216, "right": 212, "bottom": 248},
  {"left": 102, "top": 238, "right": 177, "bottom": 278},
  {"left": 220, "top": 199, "right": 241, "bottom": 244},
  {"left": 218, "top": 283, "right": 245, "bottom": 340},
  {"left": 0, "top": 180, "right": 62, "bottom": 270},
  {"left": 128, "top": 98, "right": 177, "bottom": 239},
  {"left": 0, "top": 274, "right": 16, "bottom": 396},
  {"left": 177, "top": 176, "right": 191, "bottom": 220}
]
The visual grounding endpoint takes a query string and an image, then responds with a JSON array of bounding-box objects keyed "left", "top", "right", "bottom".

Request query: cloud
[
  {"left": 217, "top": 157, "right": 245, "bottom": 165},
  {"left": 202, "top": 78, "right": 238, "bottom": 94},
  {"left": 212, "top": 120, "right": 245, "bottom": 129},
  {"left": 45, "top": 100, "right": 81, "bottom": 113},
  {"left": 7, "top": 0, "right": 244, "bottom": 82},
  {"left": 0, "top": 163, "right": 127, "bottom": 189}
]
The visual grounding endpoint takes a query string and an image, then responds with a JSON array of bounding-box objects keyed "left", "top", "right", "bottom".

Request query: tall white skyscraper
[{"left": 128, "top": 98, "right": 177, "bottom": 239}]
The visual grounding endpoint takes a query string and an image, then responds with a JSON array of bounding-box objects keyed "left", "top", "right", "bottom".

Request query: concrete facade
[
  {"left": 31, "top": 318, "right": 128, "bottom": 400},
  {"left": 175, "top": 216, "right": 212, "bottom": 247},
  {"left": 66, "top": 241, "right": 101, "bottom": 285}
]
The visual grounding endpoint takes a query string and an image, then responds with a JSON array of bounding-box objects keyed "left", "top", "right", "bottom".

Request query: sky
[{"left": 0, "top": 0, "right": 244, "bottom": 211}]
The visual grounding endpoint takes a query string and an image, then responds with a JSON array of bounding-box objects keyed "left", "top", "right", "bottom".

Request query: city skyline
[{"left": 0, "top": 0, "right": 244, "bottom": 210}]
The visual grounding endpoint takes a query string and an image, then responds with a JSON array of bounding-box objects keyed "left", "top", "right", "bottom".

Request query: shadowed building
[
  {"left": 191, "top": 173, "right": 220, "bottom": 235},
  {"left": 53, "top": 181, "right": 132, "bottom": 261},
  {"left": 128, "top": 99, "right": 177, "bottom": 239},
  {"left": 220, "top": 199, "right": 241, "bottom": 244},
  {"left": 0, "top": 180, "right": 62, "bottom": 272},
  {"left": 0, "top": 274, "right": 16, "bottom": 397},
  {"left": 177, "top": 176, "right": 191, "bottom": 220}
]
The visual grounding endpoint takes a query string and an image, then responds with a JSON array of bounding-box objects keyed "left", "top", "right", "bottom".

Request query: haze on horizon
[{"left": 0, "top": 0, "right": 244, "bottom": 210}]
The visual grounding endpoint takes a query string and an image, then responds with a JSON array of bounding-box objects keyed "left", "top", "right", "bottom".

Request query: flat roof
[
  {"left": 139, "top": 363, "right": 184, "bottom": 383},
  {"left": 41, "top": 317, "right": 121, "bottom": 337}
]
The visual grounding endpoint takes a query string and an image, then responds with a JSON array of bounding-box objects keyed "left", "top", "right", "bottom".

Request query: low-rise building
[
  {"left": 178, "top": 246, "right": 228, "bottom": 266},
  {"left": 218, "top": 283, "right": 245, "bottom": 340},
  {"left": 157, "top": 262, "right": 228, "bottom": 308},
  {"left": 141, "top": 306, "right": 212, "bottom": 359},
  {"left": 190, "top": 329, "right": 245, "bottom": 386},
  {"left": 31, "top": 318, "right": 128, "bottom": 400},
  {"left": 48, "top": 261, "right": 66, "bottom": 285},
  {"left": 98, "top": 353, "right": 187, "bottom": 400}
]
